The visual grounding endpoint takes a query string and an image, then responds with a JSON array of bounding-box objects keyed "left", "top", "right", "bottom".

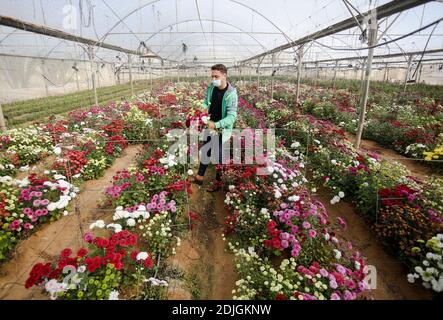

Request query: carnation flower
[
  {"left": 127, "top": 218, "right": 136, "bottom": 227},
  {"left": 109, "top": 290, "right": 119, "bottom": 300},
  {"left": 136, "top": 252, "right": 149, "bottom": 261}
]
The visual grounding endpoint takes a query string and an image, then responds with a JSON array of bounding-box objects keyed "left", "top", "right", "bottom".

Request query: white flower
[
  {"left": 338, "top": 191, "right": 345, "bottom": 198},
  {"left": 89, "top": 220, "right": 105, "bottom": 230},
  {"left": 274, "top": 189, "right": 282, "bottom": 199},
  {"left": 109, "top": 291, "right": 119, "bottom": 300},
  {"left": 53, "top": 146, "right": 62, "bottom": 155},
  {"left": 291, "top": 141, "right": 300, "bottom": 149},
  {"left": 330, "top": 196, "right": 341, "bottom": 205},
  {"left": 45, "top": 279, "right": 68, "bottom": 300},
  {"left": 331, "top": 159, "right": 337, "bottom": 165},
  {"left": 127, "top": 218, "right": 136, "bottom": 227},
  {"left": 107, "top": 223, "right": 123, "bottom": 233},
  {"left": 77, "top": 266, "right": 86, "bottom": 273},
  {"left": 288, "top": 195, "right": 300, "bottom": 202},
  {"left": 407, "top": 274, "right": 416, "bottom": 283},
  {"left": 228, "top": 185, "right": 235, "bottom": 192},
  {"left": 333, "top": 249, "right": 342, "bottom": 260},
  {"left": 187, "top": 169, "right": 193, "bottom": 175},
  {"left": 136, "top": 252, "right": 149, "bottom": 261}
]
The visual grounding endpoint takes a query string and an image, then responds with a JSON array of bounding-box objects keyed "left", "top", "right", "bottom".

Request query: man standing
[{"left": 191, "top": 64, "right": 238, "bottom": 192}]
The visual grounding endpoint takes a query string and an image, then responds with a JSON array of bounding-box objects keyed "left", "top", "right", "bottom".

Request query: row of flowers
[
  {"left": 0, "top": 92, "right": 165, "bottom": 262},
  {"left": 212, "top": 87, "right": 371, "bottom": 300},
  {"left": 23, "top": 84, "right": 195, "bottom": 299},
  {"left": 237, "top": 82, "right": 443, "bottom": 295},
  {"left": 246, "top": 81, "right": 443, "bottom": 172}
]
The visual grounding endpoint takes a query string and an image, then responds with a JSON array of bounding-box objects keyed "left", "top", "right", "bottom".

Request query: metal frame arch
[{"left": 142, "top": 19, "right": 269, "bottom": 52}]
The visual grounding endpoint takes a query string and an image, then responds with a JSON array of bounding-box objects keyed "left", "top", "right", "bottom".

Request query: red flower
[
  {"left": 130, "top": 250, "right": 139, "bottom": 260},
  {"left": 60, "top": 248, "right": 72, "bottom": 258},
  {"left": 275, "top": 293, "right": 288, "bottom": 300},
  {"left": 76, "top": 248, "right": 88, "bottom": 258},
  {"left": 144, "top": 256, "right": 154, "bottom": 269}
]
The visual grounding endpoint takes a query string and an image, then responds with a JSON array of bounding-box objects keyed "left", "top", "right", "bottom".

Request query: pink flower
[
  {"left": 41, "top": 199, "right": 49, "bottom": 206},
  {"left": 343, "top": 290, "right": 355, "bottom": 300},
  {"left": 329, "top": 279, "right": 338, "bottom": 289},
  {"left": 357, "top": 281, "right": 366, "bottom": 291},
  {"left": 319, "top": 268, "right": 329, "bottom": 277},
  {"left": 337, "top": 217, "right": 347, "bottom": 229},
  {"left": 291, "top": 243, "right": 301, "bottom": 257},
  {"left": 33, "top": 199, "right": 41, "bottom": 207},
  {"left": 83, "top": 232, "right": 94, "bottom": 243},
  {"left": 24, "top": 223, "right": 33, "bottom": 230},
  {"left": 281, "top": 240, "right": 289, "bottom": 248},
  {"left": 23, "top": 207, "right": 33, "bottom": 215},
  {"left": 280, "top": 232, "right": 290, "bottom": 240},
  {"left": 308, "top": 229, "right": 317, "bottom": 238},
  {"left": 9, "top": 219, "right": 21, "bottom": 230},
  {"left": 302, "top": 221, "right": 311, "bottom": 229},
  {"left": 336, "top": 264, "right": 347, "bottom": 275},
  {"left": 330, "top": 292, "right": 341, "bottom": 300}
]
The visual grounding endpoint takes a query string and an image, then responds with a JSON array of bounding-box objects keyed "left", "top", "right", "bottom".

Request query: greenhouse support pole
[
  {"left": 88, "top": 46, "right": 98, "bottom": 106},
  {"left": 403, "top": 55, "right": 413, "bottom": 92},
  {"left": 358, "top": 58, "right": 367, "bottom": 106},
  {"left": 128, "top": 54, "right": 134, "bottom": 97},
  {"left": 271, "top": 53, "right": 275, "bottom": 100},
  {"left": 355, "top": 11, "right": 377, "bottom": 150},
  {"left": 315, "top": 62, "right": 319, "bottom": 86},
  {"left": 295, "top": 46, "right": 304, "bottom": 104},
  {"left": 360, "top": 58, "right": 366, "bottom": 87},
  {"left": 417, "top": 63, "right": 423, "bottom": 83},
  {"left": 257, "top": 69, "right": 260, "bottom": 95},
  {"left": 0, "top": 104, "right": 6, "bottom": 132},
  {"left": 383, "top": 62, "right": 388, "bottom": 83},
  {"left": 332, "top": 60, "right": 338, "bottom": 88},
  {"left": 149, "top": 66, "right": 153, "bottom": 91}
]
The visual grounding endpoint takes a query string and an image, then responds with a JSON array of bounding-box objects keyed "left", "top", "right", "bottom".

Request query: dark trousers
[{"left": 197, "top": 133, "right": 224, "bottom": 181}]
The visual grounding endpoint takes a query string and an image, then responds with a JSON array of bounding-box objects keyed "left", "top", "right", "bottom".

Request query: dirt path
[
  {"left": 168, "top": 168, "right": 236, "bottom": 300},
  {"left": 313, "top": 184, "right": 432, "bottom": 300},
  {"left": 346, "top": 132, "right": 439, "bottom": 180},
  {"left": 0, "top": 144, "right": 142, "bottom": 300}
]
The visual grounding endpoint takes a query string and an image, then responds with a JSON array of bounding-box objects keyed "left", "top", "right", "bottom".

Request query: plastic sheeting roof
[{"left": 0, "top": 0, "right": 442, "bottom": 67}]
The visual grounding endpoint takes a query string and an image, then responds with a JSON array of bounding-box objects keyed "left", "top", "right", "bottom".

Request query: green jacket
[{"left": 202, "top": 82, "right": 238, "bottom": 143}]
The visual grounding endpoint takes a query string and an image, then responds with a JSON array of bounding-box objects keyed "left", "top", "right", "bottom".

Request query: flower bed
[
  {"left": 237, "top": 82, "right": 443, "bottom": 296},
  {"left": 23, "top": 87, "right": 192, "bottom": 299}
]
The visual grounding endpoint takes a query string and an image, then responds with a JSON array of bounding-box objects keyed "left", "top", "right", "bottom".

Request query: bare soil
[{"left": 168, "top": 168, "right": 236, "bottom": 300}]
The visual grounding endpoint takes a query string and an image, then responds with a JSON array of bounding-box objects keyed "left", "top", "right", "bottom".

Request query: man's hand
[{"left": 207, "top": 121, "right": 216, "bottom": 130}]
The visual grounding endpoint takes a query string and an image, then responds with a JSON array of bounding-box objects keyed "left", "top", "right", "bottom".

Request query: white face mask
[{"left": 212, "top": 79, "right": 221, "bottom": 87}]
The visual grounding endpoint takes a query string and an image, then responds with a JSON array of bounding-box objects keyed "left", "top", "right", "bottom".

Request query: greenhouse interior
[{"left": 0, "top": 0, "right": 442, "bottom": 303}]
